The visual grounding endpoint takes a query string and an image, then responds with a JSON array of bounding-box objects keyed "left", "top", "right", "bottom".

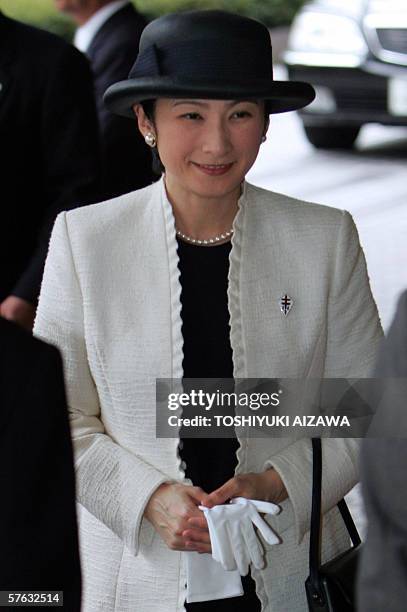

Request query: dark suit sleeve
[
  {"left": 358, "top": 291, "right": 407, "bottom": 611},
  {"left": 11, "top": 43, "right": 102, "bottom": 304},
  {"left": 102, "top": 101, "right": 156, "bottom": 199},
  {"left": 94, "top": 42, "right": 140, "bottom": 128},
  {"left": 0, "top": 332, "right": 81, "bottom": 611},
  {"left": 92, "top": 40, "right": 156, "bottom": 199}
]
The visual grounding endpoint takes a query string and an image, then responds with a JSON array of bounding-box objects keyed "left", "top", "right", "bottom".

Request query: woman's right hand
[{"left": 144, "top": 483, "right": 211, "bottom": 553}]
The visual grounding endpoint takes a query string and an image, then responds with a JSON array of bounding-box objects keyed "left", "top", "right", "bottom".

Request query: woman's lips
[{"left": 192, "top": 162, "right": 234, "bottom": 176}]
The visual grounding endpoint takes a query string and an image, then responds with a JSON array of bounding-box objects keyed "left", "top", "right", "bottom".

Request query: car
[{"left": 284, "top": 0, "right": 407, "bottom": 148}]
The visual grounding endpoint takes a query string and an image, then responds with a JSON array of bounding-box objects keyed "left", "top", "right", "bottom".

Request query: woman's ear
[{"left": 133, "top": 104, "right": 154, "bottom": 137}]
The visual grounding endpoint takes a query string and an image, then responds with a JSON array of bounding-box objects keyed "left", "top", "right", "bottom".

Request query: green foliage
[
  {"left": 0, "top": 0, "right": 75, "bottom": 40},
  {"left": 137, "top": 0, "right": 307, "bottom": 27},
  {"left": 1, "top": 0, "right": 306, "bottom": 33},
  {"left": 37, "top": 16, "right": 75, "bottom": 41},
  {"left": 1, "top": 0, "right": 54, "bottom": 23}
]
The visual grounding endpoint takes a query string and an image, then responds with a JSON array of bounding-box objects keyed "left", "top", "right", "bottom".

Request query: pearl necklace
[{"left": 176, "top": 228, "right": 234, "bottom": 245}]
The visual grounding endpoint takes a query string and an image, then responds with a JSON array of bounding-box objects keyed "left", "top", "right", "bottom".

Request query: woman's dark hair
[
  {"left": 140, "top": 99, "right": 270, "bottom": 176},
  {"left": 141, "top": 100, "right": 165, "bottom": 175}
]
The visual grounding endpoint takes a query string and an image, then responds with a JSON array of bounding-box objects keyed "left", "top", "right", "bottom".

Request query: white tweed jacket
[{"left": 34, "top": 177, "right": 382, "bottom": 612}]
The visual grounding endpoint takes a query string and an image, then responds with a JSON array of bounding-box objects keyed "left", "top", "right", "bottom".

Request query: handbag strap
[
  {"left": 309, "top": 437, "right": 323, "bottom": 598},
  {"left": 308, "top": 438, "right": 361, "bottom": 601},
  {"left": 337, "top": 499, "right": 361, "bottom": 547}
]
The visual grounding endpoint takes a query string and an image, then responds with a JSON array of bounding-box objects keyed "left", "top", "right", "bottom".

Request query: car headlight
[{"left": 287, "top": 11, "right": 368, "bottom": 59}]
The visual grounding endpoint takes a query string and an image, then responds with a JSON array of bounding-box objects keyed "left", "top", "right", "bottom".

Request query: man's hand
[
  {"left": 0, "top": 296, "right": 36, "bottom": 331},
  {"left": 144, "top": 482, "right": 212, "bottom": 553}
]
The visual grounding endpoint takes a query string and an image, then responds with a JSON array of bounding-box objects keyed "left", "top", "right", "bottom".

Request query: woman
[{"left": 34, "top": 10, "right": 382, "bottom": 612}]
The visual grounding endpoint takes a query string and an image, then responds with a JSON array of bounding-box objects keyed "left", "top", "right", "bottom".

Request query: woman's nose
[{"left": 201, "top": 121, "right": 232, "bottom": 157}]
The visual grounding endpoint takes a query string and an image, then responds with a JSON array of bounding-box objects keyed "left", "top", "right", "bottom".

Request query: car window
[
  {"left": 368, "top": 0, "right": 406, "bottom": 13},
  {"left": 308, "top": 0, "right": 366, "bottom": 20}
]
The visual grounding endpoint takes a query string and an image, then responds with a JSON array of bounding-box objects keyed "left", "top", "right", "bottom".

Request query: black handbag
[{"left": 305, "top": 438, "right": 362, "bottom": 611}]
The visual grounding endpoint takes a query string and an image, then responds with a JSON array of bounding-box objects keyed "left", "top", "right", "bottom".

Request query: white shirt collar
[{"left": 74, "top": 0, "right": 129, "bottom": 53}]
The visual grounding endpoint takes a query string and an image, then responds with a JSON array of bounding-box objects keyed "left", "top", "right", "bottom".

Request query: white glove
[{"left": 199, "top": 497, "right": 280, "bottom": 576}]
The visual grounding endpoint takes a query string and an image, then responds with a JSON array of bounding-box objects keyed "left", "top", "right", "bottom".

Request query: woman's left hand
[
  {"left": 203, "top": 469, "right": 288, "bottom": 508},
  {"left": 185, "top": 469, "right": 288, "bottom": 546}
]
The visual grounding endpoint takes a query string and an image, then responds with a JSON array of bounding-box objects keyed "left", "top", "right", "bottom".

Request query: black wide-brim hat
[{"left": 104, "top": 10, "right": 315, "bottom": 118}]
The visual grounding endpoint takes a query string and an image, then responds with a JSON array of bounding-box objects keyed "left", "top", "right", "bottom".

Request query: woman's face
[{"left": 135, "top": 98, "right": 268, "bottom": 201}]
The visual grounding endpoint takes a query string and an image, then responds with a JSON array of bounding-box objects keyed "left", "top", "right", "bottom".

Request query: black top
[
  {"left": 177, "top": 238, "right": 261, "bottom": 611},
  {"left": 177, "top": 238, "right": 238, "bottom": 492}
]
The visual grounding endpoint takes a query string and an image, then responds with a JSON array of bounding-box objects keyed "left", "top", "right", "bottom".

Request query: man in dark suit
[
  {"left": 358, "top": 290, "right": 407, "bottom": 611},
  {"left": 55, "top": 0, "right": 156, "bottom": 198},
  {"left": 0, "top": 12, "right": 102, "bottom": 330},
  {"left": 0, "top": 317, "right": 81, "bottom": 611}
]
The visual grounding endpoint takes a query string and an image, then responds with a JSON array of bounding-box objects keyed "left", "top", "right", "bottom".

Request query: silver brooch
[{"left": 279, "top": 294, "right": 293, "bottom": 316}]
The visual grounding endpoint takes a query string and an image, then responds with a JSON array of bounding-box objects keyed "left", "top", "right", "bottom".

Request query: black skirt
[{"left": 185, "top": 572, "right": 261, "bottom": 611}]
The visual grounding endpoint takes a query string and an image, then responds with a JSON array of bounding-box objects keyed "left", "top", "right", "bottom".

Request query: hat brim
[{"left": 104, "top": 76, "right": 315, "bottom": 118}]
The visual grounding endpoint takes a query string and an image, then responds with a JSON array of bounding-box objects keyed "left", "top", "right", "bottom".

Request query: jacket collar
[
  {"left": 74, "top": 1, "right": 129, "bottom": 53},
  {"left": 84, "top": 2, "right": 140, "bottom": 58}
]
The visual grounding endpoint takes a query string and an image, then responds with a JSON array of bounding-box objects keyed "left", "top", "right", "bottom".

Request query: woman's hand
[
  {"left": 203, "top": 469, "right": 288, "bottom": 508},
  {"left": 186, "top": 469, "right": 287, "bottom": 537},
  {"left": 144, "top": 482, "right": 212, "bottom": 553}
]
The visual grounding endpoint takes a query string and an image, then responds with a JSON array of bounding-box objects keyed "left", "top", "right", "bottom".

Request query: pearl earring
[
  {"left": 261, "top": 135, "right": 267, "bottom": 143},
  {"left": 145, "top": 132, "right": 156, "bottom": 147}
]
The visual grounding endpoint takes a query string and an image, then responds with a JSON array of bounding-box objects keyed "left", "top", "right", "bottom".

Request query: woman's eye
[
  {"left": 231, "top": 111, "right": 251, "bottom": 119},
  {"left": 181, "top": 112, "right": 202, "bottom": 120}
]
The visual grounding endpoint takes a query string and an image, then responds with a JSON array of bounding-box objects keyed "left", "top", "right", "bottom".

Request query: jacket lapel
[{"left": 230, "top": 182, "right": 325, "bottom": 379}]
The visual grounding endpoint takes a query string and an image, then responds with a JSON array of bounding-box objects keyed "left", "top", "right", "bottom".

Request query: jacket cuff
[
  {"left": 75, "top": 437, "right": 178, "bottom": 556},
  {"left": 262, "top": 438, "right": 360, "bottom": 545},
  {"left": 262, "top": 439, "right": 312, "bottom": 545}
]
